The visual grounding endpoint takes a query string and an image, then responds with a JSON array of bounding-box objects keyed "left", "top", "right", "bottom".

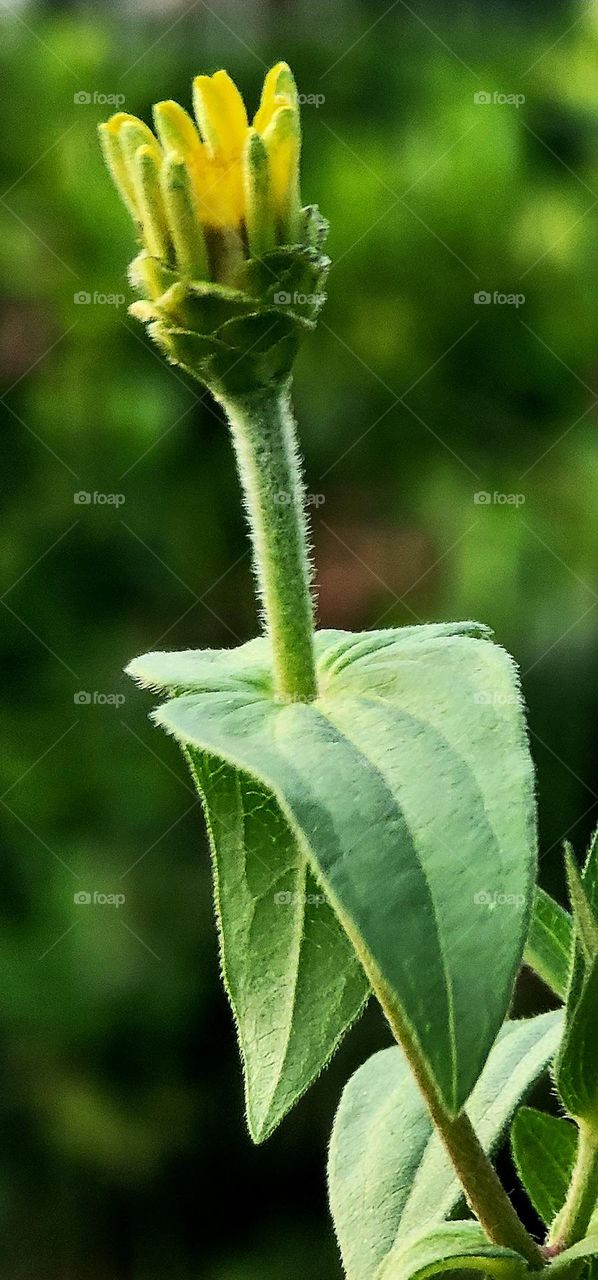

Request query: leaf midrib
[{"left": 315, "top": 696, "right": 462, "bottom": 1104}]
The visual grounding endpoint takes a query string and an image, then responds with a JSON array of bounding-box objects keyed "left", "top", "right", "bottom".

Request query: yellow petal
[
  {"left": 192, "top": 70, "right": 248, "bottom": 161},
  {"left": 262, "top": 104, "right": 301, "bottom": 239},
  {"left": 153, "top": 99, "right": 221, "bottom": 232},
  {"left": 133, "top": 144, "right": 170, "bottom": 260},
  {"left": 98, "top": 116, "right": 138, "bottom": 219},
  {"left": 243, "top": 128, "right": 276, "bottom": 257},
  {"left": 161, "top": 151, "right": 209, "bottom": 279},
  {"left": 99, "top": 112, "right": 159, "bottom": 221},
  {"left": 153, "top": 100, "right": 202, "bottom": 159},
  {"left": 191, "top": 74, "right": 248, "bottom": 230},
  {"left": 119, "top": 118, "right": 162, "bottom": 210},
  {"left": 253, "top": 61, "right": 297, "bottom": 134},
  {"left": 188, "top": 152, "right": 243, "bottom": 230}
]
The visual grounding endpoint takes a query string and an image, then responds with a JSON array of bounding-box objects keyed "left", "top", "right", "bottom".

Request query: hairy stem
[
  {"left": 549, "top": 1120, "right": 598, "bottom": 1249},
  {"left": 371, "top": 970, "right": 545, "bottom": 1269},
  {"left": 220, "top": 380, "right": 317, "bottom": 703}
]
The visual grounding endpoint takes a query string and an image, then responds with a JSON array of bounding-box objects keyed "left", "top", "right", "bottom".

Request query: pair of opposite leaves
[{"left": 128, "top": 619, "right": 549, "bottom": 1140}]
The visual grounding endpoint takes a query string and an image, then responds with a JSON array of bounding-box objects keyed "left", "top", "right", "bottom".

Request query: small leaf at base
[
  {"left": 511, "top": 1106, "right": 578, "bottom": 1226},
  {"left": 376, "top": 1222, "right": 528, "bottom": 1280}
]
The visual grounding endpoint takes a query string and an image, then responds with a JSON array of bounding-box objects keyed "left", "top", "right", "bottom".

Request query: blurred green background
[{"left": 2, "top": 0, "right": 598, "bottom": 1274}]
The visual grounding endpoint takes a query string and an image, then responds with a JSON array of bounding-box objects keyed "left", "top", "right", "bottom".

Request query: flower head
[
  {"left": 99, "top": 62, "right": 329, "bottom": 396},
  {"left": 101, "top": 62, "right": 307, "bottom": 286}
]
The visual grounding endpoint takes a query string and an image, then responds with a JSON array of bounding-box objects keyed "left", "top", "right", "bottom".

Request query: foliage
[{"left": 5, "top": 3, "right": 598, "bottom": 1278}]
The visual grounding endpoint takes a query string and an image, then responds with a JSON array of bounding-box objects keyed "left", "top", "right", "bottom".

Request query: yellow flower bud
[{"left": 100, "top": 63, "right": 314, "bottom": 288}]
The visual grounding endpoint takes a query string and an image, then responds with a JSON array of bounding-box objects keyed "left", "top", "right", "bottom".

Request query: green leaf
[
  {"left": 550, "top": 1234, "right": 598, "bottom": 1272},
  {"left": 582, "top": 826, "right": 598, "bottom": 908},
  {"left": 186, "top": 750, "right": 368, "bottom": 1142},
  {"left": 555, "top": 833, "right": 598, "bottom": 1113},
  {"left": 376, "top": 1222, "right": 528, "bottom": 1280},
  {"left": 128, "top": 623, "right": 537, "bottom": 1116},
  {"left": 565, "top": 844, "right": 598, "bottom": 966},
  {"left": 553, "top": 836, "right": 598, "bottom": 1123},
  {"left": 562, "top": 832, "right": 598, "bottom": 1026},
  {"left": 555, "top": 948, "right": 598, "bottom": 1120},
  {"left": 511, "top": 1107, "right": 578, "bottom": 1226},
  {"left": 327, "top": 1012, "right": 562, "bottom": 1280},
  {"left": 566, "top": 829, "right": 598, "bottom": 996},
  {"left": 524, "top": 888, "right": 572, "bottom": 1001}
]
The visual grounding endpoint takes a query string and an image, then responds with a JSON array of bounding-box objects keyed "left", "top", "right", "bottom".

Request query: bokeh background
[{"left": 2, "top": 0, "right": 598, "bottom": 1274}]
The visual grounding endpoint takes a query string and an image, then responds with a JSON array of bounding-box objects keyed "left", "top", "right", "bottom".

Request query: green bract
[{"left": 128, "top": 208, "right": 329, "bottom": 397}]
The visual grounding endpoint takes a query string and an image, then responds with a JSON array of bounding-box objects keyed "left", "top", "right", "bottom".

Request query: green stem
[
  {"left": 220, "top": 380, "right": 318, "bottom": 704},
  {"left": 426, "top": 1102, "right": 544, "bottom": 1268},
  {"left": 370, "top": 970, "right": 545, "bottom": 1269},
  {"left": 549, "top": 1121, "right": 598, "bottom": 1249}
]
